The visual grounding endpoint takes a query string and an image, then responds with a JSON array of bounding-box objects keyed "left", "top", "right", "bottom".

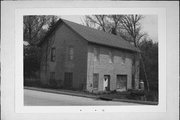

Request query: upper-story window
[
  {"left": 50, "top": 72, "right": 55, "bottom": 81},
  {"left": 68, "top": 46, "right": 74, "bottom": 60},
  {"left": 51, "top": 47, "right": 56, "bottom": 62},
  {"left": 121, "top": 54, "right": 126, "bottom": 64},
  {"left": 109, "top": 50, "right": 114, "bottom": 63},
  {"left": 94, "top": 47, "right": 100, "bottom": 61}
]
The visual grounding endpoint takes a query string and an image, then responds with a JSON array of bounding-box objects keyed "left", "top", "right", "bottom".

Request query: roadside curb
[{"left": 24, "top": 86, "right": 158, "bottom": 105}]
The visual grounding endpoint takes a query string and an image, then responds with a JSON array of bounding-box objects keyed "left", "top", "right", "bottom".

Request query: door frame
[
  {"left": 104, "top": 75, "right": 110, "bottom": 91},
  {"left": 116, "top": 74, "right": 127, "bottom": 91}
]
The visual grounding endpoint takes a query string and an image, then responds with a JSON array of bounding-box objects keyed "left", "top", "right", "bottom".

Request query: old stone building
[{"left": 39, "top": 18, "right": 140, "bottom": 93}]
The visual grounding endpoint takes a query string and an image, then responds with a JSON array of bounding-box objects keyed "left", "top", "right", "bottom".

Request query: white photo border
[{"left": 15, "top": 8, "right": 166, "bottom": 113}]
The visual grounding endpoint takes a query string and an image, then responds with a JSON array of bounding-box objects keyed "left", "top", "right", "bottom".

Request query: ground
[{"left": 24, "top": 89, "right": 140, "bottom": 106}]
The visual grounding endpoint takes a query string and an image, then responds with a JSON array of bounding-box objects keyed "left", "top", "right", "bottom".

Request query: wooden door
[{"left": 64, "top": 72, "right": 73, "bottom": 89}]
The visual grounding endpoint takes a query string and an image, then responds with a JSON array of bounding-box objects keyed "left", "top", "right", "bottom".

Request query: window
[
  {"left": 68, "top": 46, "right": 74, "bottom": 60},
  {"left": 132, "top": 74, "right": 135, "bottom": 89},
  {"left": 116, "top": 75, "right": 127, "bottom": 91},
  {"left": 51, "top": 48, "right": 56, "bottom": 62},
  {"left": 64, "top": 72, "right": 73, "bottom": 88},
  {"left": 94, "top": 47, "right": 100, "bottom": 61},
  {"left": 50, "top": 72, "right": 55, "bottom": 80},
  {"left": 121, "top": 54, "right": 126, "bottom": 64},
  {"left": 109, "top": 50, "right": 113, "bottom": 63},
  {"left": 93, "top": 73, "right": 99, "bottom": 89}
]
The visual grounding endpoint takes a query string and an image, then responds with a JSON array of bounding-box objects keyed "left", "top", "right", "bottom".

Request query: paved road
[{"left": 24, "top": 89, "right": 138, "bottom": 106}]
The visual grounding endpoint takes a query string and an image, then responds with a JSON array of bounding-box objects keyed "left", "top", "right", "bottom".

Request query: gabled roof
[{"left": 39, "top": 18, "right": 139, "bottom": 52}]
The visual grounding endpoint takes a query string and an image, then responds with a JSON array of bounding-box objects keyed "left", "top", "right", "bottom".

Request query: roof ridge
[
  {"left": 61, "top": 18, "right": 125, "bottom": 41},
  {"left": 61, "top": 18, "right": 139, "bottom": 52},
  {"left": 39, "top": 18, "right": 139, "bottom": 52}
]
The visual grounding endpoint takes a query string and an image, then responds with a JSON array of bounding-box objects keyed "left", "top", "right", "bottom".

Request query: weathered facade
[{"left": 39, "top": 19, "right": 140, "bottom": 93}]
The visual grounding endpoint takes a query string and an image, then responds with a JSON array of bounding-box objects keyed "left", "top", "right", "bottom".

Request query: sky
[{"left": 60, "top": 15, "right": 158, "bottom": 42}]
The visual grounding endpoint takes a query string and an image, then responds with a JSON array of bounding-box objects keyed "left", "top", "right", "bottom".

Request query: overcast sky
[{"left": 60, "top": 15, "right": 158, "bottom": 42}]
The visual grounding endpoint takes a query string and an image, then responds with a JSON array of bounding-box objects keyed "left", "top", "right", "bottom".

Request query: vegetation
[
  {"left": 23, "top": 16, "right": 59, "bottom": 78},
  {"left": 139, "top": 39, "right": 158, "bottom": 93}
]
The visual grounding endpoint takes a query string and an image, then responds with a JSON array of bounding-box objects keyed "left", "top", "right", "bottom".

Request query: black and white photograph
[
  {"left": 23, "top": 15, "right": 158, "bottom": 106},
  {"left": 1, "top": 1, "right": 179, "bottom": 120}
]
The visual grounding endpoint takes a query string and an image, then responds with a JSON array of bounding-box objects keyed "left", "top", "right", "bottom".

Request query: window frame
[
  {"left": 51, "top": 47, "right": 56, "bottom": 62},
  {"left": 94, "top": 47, "right": 100, "bottom": 62},
  {"left": 121, "top": 54, "right": 126, "bottom": 64},
  {"left": 50, "top": 72, "right": 55, "bottom": 80},
  {"left": 116, "top": 74, "right": 127, "bottom": 89},
  {"left": 68, "top": 46, "right": 74, "bottom": 61},
  {"left": 109, "top": 50, "right": 114, "bottom": 63},
  {"left": 93, "top": 73, "right": 99, "bottom": 89}
]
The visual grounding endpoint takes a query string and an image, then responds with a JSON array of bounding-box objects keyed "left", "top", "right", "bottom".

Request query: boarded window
[
  {"left": 68, "top": 46, "right": 74, "bottom": 60},
  {"left": 41, "top": 65, "right": 46, "bottom": 71},
  {"left": 116, "top": 75, "right": 127, "bottom": 91},
  {"left": 64, "top": 72, "right": 73, "bottom": 89},
  {"left": 94, "top": 47, "right": 100, "bottom": 61},
  {"left": 93, "top": 73, "right": 99, "bottom": 89},
  {"left": 109, "top": 50, "right": 113, "bottom": 63},
  {"left": 51, "top": 48, "right": 56, "bottom": 62},
  {"left": 121, "top": 54, "right": 126, "bottom": 64},
  {"left": 50, "top": 72, "right": 55, "bottom": 80}
]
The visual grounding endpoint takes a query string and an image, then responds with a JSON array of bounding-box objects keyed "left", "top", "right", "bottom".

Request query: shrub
[
  {"left": 144, "top": 91, "right": 158, "bottom": 102},
  {"left": 126, "top": 89, "right": 145, "bottom": 100}
]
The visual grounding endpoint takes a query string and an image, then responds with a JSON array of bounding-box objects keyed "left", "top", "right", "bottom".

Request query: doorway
[{"left": 103, "top": 75, "right": 110, "bottom": 91}]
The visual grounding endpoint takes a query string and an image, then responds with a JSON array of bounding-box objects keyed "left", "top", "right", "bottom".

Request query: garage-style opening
[{"left": 116, "top": 75, "right": 127, "bottom": 92}]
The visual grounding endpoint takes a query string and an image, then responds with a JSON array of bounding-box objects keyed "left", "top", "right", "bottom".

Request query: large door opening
[
  {"left": 103, "top": 75, "right": 110, "bottom": 91},
  {"left": 116, "top": 75, "right": 127, "bottom": 91},
  {"left": 64, "top": 72, "right": 73, "bottom": 89}
]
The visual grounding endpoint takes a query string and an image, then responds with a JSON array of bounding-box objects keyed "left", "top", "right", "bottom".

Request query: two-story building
[{"left": 38, "top": 18, "right": 140, "bottom": 93}]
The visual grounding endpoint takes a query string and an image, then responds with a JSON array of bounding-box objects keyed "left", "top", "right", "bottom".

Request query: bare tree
[
  {"left": 119, "top": 15, "right": 149, "bottom": 91},
  {"left": 119, "top": 15, "right": 147, "bottom": 47},
  {"left": 47, "top": 16, "right": 59, "bottom": 31},
  {"left": 107, "top": 15, "right": 124, "bottom": 35},
  {"left": 84, "top": 15, "right": 146, "bottom": 47},
  {"left": 23, "top": 15, "right": 59, "bottom": 45},
  {"left": 85, "top": 15, "right": 108, "bottom": 32}
]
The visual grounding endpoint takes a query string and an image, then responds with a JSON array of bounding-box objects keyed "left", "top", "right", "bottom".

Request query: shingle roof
[{"left": 40, "top": 18, "right": 139, "bottom": 52}]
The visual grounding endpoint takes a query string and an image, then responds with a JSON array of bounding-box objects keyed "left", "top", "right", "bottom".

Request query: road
[{"left": 24, "top": 89, "right": 138, "bottom": 106}]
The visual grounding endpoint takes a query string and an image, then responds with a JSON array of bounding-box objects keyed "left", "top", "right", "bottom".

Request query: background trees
[
  {"left": 139, "top": 39, "right": 158, "bottom": 92},
  {"left": 23, "top": 15, "right": 59, "bottom": 45},
  {"left": 23, "top": 15, "right": 59, "bottom": 78},
  {"left": 83, "top": 15, "right": 146, "bottom": 47}
]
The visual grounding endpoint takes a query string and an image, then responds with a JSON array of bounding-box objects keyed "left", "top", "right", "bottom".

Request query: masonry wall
[
  {"left": 40, "top": 40, "right": 49, "bottom": 84},
  {"left": 86, "top": 43, "right": 139, "bottom": 92},
  {"left": 40, "top": 23, "right": 88, "bottom": 90}
]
